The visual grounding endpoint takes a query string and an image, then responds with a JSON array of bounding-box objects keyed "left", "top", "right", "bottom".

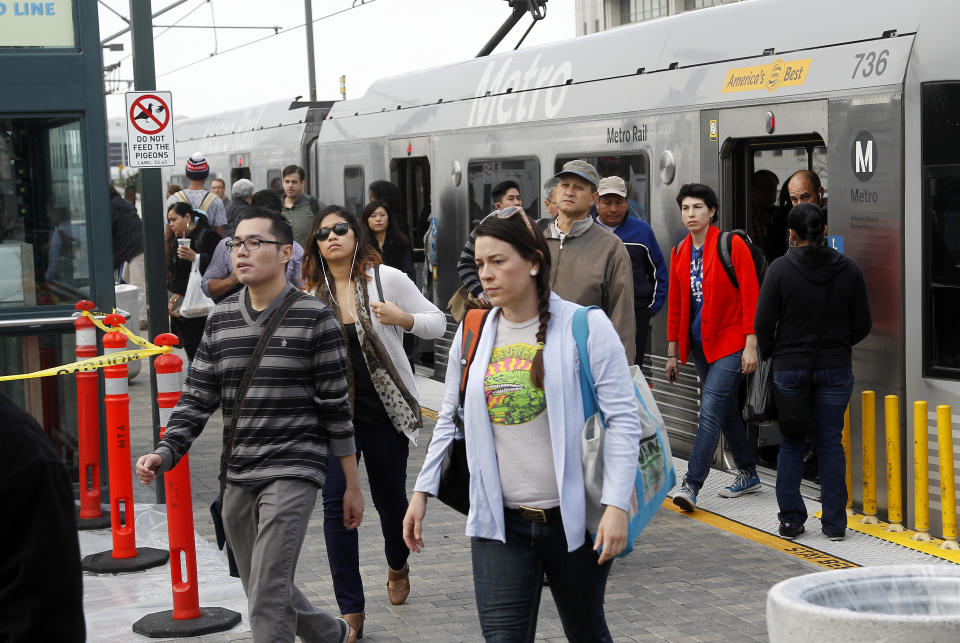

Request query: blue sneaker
[
  {"left": 719, "top": 469, "right": 762, "bottom": 498},
  {"left": 672, "top": 480, "right": 698, "bottom": 512}
]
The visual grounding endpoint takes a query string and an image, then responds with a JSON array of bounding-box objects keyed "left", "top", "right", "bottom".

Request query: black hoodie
[{"left": 754, "top": 246, "right": 872, "bottom": 371}]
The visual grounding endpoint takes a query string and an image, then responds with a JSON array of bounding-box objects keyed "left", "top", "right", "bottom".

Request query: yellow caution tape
[
  {"left": 81, "top": 309, "right": 159, "bottom": 350},
  {"left": 0, "top": 345, "right": 171, "bottom": 382}
]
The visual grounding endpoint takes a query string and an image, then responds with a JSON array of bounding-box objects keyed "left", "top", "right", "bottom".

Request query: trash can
[
  {"left": 767, "top": 565, "right": 960, "bottom": 642},
  {"left": 114, "top": 283, "right": 142, "bottom": 380}
]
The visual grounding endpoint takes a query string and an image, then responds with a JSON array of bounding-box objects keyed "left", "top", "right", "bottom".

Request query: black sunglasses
[{"left": 314, "top": 222, "right": 351, "bottom": 242}]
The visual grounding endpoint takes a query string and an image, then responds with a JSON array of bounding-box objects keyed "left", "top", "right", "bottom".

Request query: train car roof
[
  {"left": 174, "top": 99, "right": 313, "bottom": 143},
  {"left": 319, "top": 0, "right": 932, "bottom": 140}
]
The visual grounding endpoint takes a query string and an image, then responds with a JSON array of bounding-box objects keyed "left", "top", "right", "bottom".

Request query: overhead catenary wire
[{"left": 156, "top": 0, "right": 378, "bottom": 79}]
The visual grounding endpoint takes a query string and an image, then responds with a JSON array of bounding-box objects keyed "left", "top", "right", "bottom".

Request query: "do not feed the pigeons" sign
[{"left": 125, "top": 91, "right": 175, "bottom": 168}]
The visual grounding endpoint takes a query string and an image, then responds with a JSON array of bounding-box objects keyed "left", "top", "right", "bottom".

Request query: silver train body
[{"left": 167, "top": 0, "right": 960, "bottom": 533}]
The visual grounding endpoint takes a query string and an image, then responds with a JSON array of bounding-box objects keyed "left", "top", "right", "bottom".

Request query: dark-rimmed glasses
[
  {"left": 314, "top": 222, "right": 351, "bottom": 242},
  {"left": 491, "top": 206, "right": 535, "bottom": 236},
  {"left": 225, "top": 238, "right": 287, "bottom": 252}
]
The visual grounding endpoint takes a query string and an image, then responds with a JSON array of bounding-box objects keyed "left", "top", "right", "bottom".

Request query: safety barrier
[
  {"left": 74, "top": 300, "right": 110, "bottom": 530},
  {"left": 842, "top": 391, "right": 960, "bottom": 553},
  {"left": 80, "top": 314, "right": 169, "bottom": 573},
  {"left": 133, "top": 334, "right": 240, "bottom": 637}
]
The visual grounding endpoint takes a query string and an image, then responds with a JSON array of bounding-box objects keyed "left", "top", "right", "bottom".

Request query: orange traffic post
[
  {"left": 74, "top": 300, "right": 110, "bottom": 530},
  {"left": 842, "top": 405, "right": 852, "bottom": 515},
  {"left": 911, "top": 401, "right": 932, "bottom": 542},
  {"left": 884, "top": 395, "right": 905, "bottom": 531},
  {"left": 938, "top": 404, "right": 959, "bottom": 550},
  {"left": 81, "top": 314, "right": 168, "bottom": 573},
  {"left": 134, "top": 334, "right": 240, "bottom": 636},
  {"left": 859, "top": 391, "right": 879, "bottom": 524}
]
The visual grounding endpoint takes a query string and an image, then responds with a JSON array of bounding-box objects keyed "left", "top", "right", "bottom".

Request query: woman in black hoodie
[{"left": 754, "top": 203, "right": 871, "bottom": 542}]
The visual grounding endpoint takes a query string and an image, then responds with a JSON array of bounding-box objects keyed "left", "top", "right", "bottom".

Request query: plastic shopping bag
[{"left": 178, "top": 256, "right": 215, "bottom": 318}]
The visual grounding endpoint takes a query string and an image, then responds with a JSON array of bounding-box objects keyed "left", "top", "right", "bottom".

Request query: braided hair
[{"left": 473, "top": 211, "right": 552, "bottom": 388}]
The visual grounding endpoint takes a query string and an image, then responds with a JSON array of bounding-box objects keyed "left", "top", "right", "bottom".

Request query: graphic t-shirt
[
  {"left": 690, "top": 244, "right": 704, "bottom": 344},
  {"left": 484, "top": 315, "right": 559, "bottom": 509}
]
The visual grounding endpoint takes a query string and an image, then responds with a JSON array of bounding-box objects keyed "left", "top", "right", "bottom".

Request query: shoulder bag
[
  {"left": 573, "top": 306, "right": 676, "bottom": 558},
  {"left": 208, "top": 287, "right": 305, "bottom": 576}
]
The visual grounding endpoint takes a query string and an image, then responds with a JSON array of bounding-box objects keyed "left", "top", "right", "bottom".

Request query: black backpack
[{"left": 717, "top": 229, "right": 767, "bottom": 289}]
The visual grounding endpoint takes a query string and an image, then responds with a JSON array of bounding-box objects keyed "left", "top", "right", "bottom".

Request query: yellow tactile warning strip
[
  {"left": 815, "top": 510, "right": 960, "bottom": 565},
  {"left": 665, "top": 501, "right": 858, "bottom": 570},
  {"left": 421, "top": 407, "right": 439, "bottom": 420}
]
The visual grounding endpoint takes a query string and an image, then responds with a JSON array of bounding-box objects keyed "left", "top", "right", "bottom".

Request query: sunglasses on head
[
  {"left": 492, "top": 206, "right": 535, "bottom": 236},
  {"left": 314, "top": 222, "right": 351, "bottom": 242}
]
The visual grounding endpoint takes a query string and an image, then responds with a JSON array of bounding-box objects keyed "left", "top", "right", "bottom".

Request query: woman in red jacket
[{"left": 665, "top": 183, "right": 760, "bottom": 511}]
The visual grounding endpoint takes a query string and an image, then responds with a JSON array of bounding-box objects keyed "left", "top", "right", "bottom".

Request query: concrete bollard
[
  {"left": 860, "top": 391, "right": 879, "bottom": 524},
  {"left": 912, "top": 401, "right": 932, "bottom": 542},
  {"left": 938, "top": 404, "right": 959, "bottom": 550},
  {"left": 884, "top": 395, "right": 905, "bottom": 532}
]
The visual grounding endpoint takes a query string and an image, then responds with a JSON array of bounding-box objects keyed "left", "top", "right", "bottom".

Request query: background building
[{"left": 576, "top": 0, "right": 747, "bottom": 35}]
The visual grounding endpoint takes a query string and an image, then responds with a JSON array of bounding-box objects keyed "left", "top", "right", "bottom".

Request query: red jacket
[{"left": 667, "top": 226, "right": 759, "bottom": 364}]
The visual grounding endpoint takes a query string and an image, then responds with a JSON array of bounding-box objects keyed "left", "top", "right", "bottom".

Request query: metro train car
[{"left": 172, "top": 0, "right": 960, "bottom": 534}]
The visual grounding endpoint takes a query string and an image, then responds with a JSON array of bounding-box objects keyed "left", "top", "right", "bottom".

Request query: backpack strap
[
  {"left": 572, "top": 306, "right": 603, "bottom": 424},
  {"left": 198, "top": 191, "right": 217, "bottom": 213},
  {"left": 174, "top": 190, "right": 189, "bottom": 203},
  {"left": 456, "top": 308, "right": 493, "bottom": 425},
  {"left": 374, "top": 264, "right": 384, "bottom": 302},
  {"left": 717, "top": 230, "right": 739, "bottom": 289}
]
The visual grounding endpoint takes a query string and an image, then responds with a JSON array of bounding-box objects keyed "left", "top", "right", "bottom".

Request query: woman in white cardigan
[
  {"left": 403, "top": 208, "right": 642, "bottom": 642},
  {"left": 304, "top": 206, "right": 445, "bottom": 641}
]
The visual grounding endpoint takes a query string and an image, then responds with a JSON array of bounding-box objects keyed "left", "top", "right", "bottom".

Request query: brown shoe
[
  {"left": 387, "top": 563, "right": 410, "bottom": 605},
  {"left": 341, "top": 612, "right": 364, "bottom": 642}
]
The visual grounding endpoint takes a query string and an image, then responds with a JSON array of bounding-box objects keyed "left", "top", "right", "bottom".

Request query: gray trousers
[{"left": 222, "top": 478, "right": 343, "bottom": 643}]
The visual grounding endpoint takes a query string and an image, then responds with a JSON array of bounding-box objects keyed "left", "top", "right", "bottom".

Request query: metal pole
[
  {"left": 129, "top": 0, "right": 168, "bottom": 503},
  {"left": 102, "top": 0, "right": 191, "bottom": 45},
  {"left": 304, "top": 0, "right": 317, "bottom": 103},
  {"left": 476, "top": 4, "right": 526, "bottom": 57}
]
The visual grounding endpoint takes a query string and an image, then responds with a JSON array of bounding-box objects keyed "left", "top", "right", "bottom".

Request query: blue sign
[{"left": 828, "top": 235, "right": 844, "bottom": 253}]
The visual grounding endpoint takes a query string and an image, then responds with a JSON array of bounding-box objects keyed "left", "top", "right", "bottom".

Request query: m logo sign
[{"left": 851, "top": 131, "right": 877, "bottom": 182}]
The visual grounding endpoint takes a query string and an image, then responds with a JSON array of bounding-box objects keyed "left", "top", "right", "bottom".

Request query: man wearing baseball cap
[
  {"left": 594, "top": 176, "right": 667, "bottom": 366},
  {"left": 545, "top": 160, "right": 636, "bottom": 363},
  {"left": 166, "top": 152, "right": 228, "bottom": 237}
]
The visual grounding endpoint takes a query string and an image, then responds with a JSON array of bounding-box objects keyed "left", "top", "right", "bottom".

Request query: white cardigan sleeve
[{"left": 380, "top": 265, "right": 446, "bottom": 340}]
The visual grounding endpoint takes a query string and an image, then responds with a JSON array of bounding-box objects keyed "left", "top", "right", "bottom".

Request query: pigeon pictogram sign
[{"left": 125, "top": 91, "right": 175, "bottom": 168}]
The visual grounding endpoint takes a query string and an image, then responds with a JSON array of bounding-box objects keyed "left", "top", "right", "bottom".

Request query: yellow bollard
[
  {"left": 938, "top": 404, "right": 959, "bottom": 550},
  {"left": 843, "top": 405, "right": 853, "bottom": 516},
  {"left": 912, "top": 401, "right": 932, "bottom": 542},
  {"left": 860, "top": 391, "right": 879, "bottom": 524},
  {"left": 885, "top": 395, "right": 905, "bottom": 531}
]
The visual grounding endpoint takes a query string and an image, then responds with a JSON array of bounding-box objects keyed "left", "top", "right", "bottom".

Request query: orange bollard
[
  {"left": 133, "top": 334, "right": 240, "bottom": 637},
  {"left": 74, "top": 300, "right": 110, "bottom": 530},
  {"left": 81, "top": 314, "right": 168, "bottom": 573}
]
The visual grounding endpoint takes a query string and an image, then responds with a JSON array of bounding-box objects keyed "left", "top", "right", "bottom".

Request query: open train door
[
  {"left": 713, "top": 100, "right": 828, "bottom": 483},
  {"left": 389, "top": 137, "right": 433, "bottom": 365}
]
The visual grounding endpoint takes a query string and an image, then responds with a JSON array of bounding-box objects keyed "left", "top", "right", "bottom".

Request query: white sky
[{"left": 98, "top": 0, "right": 576, "bottom": 120}]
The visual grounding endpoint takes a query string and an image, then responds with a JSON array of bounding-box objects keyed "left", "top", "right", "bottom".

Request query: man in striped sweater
[{"left": 137, "top": 208, "right": 362, "bottom": 643}]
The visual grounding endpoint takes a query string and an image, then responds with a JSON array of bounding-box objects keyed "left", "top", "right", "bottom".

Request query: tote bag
[
  {"left": 573, "top": 307, "right": 676, "bottom": 558},
  {"left": 179, "top": 256, "right": 215, "bottom": 318}
]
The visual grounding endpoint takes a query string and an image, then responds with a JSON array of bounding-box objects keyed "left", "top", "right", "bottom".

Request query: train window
[
  {"left": 554, "top": 154, "right": 649, "bottom": 222},
  {"left": 923, "top": 82, "right": 960, "bottom": 377},
  {"left": 468, "top": 157, "right": 540, "bottom": 225},
  {"left": 343, "top": 166, "right": 365, "bottom": 216},
  {"left": 266, "top": 169, "right": 283, "bottom": 193}
]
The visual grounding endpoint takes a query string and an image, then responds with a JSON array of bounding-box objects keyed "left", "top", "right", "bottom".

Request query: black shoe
[
  {"left": 778, "top": 521, "right": 805, "bottom": 539},
  {"left": 823, "top": 529, "right": 845, "bottom": 541}
]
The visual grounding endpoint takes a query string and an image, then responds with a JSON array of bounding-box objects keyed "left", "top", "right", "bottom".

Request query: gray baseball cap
[
  {"left": 554, "top": 160, "right": 600, "bottom": 189},
  {"left": 598, "top": 176, "right": 627, "bottom": 197}
]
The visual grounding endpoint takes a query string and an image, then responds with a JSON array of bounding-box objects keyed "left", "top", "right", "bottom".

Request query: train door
[{"left": 715, "top": 101, "right": 828, "bottom": 482}]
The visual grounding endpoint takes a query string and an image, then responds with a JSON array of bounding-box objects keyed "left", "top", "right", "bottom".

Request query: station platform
[{"left": 81, "top": 367, "right": 953, "bottom": 642}]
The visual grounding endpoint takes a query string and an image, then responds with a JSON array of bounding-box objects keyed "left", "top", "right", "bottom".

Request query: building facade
[{"left": 576, "top": 0, "right": 746, "bottom": 36}]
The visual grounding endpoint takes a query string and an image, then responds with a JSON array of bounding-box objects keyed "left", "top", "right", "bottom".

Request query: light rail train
[{"left": 162, "top": 0, "right": 960, "bottom": 535}]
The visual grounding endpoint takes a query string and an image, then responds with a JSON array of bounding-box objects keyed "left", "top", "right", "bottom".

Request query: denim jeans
[
  {"left": 685, "top": 343, "right": 756, "bottom": 490},
  {"left": 774, "top": 367, "right": 854, "bottom": 535},
  {"left": 322, "top": 419, "right": 410, "bottom": 614},
  {"left": 471, "top": 510, "right": 613, "bottom": 643}
]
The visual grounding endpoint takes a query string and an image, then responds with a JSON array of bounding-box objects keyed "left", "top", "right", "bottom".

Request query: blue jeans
[
  {"left": 471, "top": 510, "right": 613, "bottom": 643},
  {"left": 685, "top": 343, "right": 756, "bottom": 490},
  {"left": 774, "top": 367, "right": 854, "bottom": 535},
  {"left": 322, "top": 419, "right": 410, "bottom": 614}
]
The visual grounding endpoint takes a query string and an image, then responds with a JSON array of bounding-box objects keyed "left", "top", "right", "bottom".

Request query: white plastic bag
[{"left": 178, "top": 256, "right": 214, "bottom": 318}]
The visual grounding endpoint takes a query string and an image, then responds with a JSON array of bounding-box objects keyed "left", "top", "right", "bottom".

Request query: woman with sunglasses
[
  {"left": 303, "top": 205, "right": 445, "bottom": 642},
  {"left": 403, "top": 208, "right": 642, "bottom": 642},
  {"left": 166, "top": 201, "right": 220, "bottom": 362}
]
